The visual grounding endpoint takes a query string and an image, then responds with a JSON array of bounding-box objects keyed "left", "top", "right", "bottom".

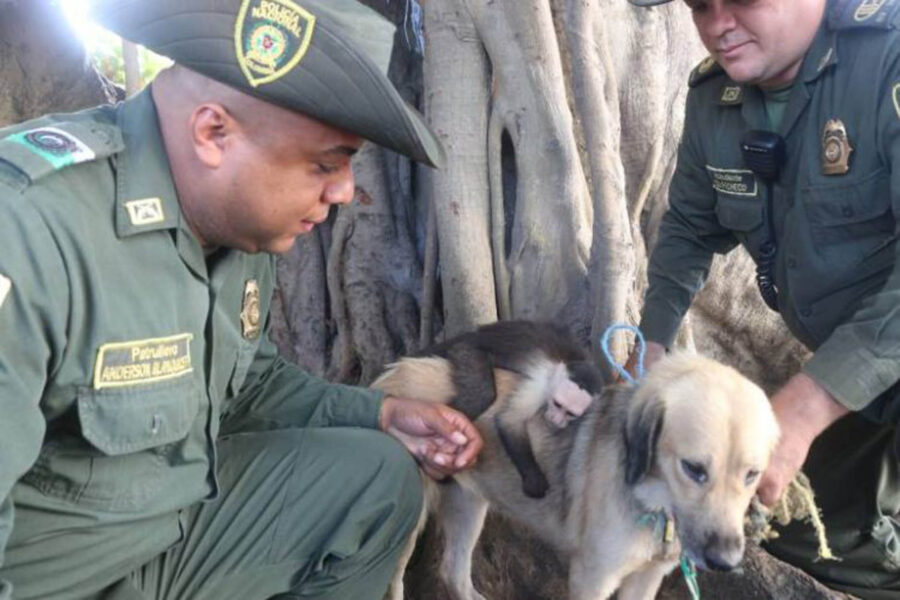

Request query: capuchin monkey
[{"left": 422, "top": 320, "right": 604, "bottom": 498}]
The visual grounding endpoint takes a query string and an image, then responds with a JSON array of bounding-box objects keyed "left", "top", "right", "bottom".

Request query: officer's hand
[
  {"left": 757, "top": 372, "right": 849, "bottom": 506},
  {"left": 379, "top": 396, "right": 484, "bottom": 480},
  {"left": 621, "top": 340, "right": 666, "bottom": 382}
]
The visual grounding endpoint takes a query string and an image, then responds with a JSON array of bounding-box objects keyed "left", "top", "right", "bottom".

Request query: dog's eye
[
  {"left": 745, "top": 470, "right": 760, "bottom": 485},
  {"left": 680, "top": 460, "right": 708, "bottom": 484}
]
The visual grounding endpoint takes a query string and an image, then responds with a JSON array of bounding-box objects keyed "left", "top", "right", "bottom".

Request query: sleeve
[
  {"left": 802, "top": 52, "right": 900, "bottom": 413},
  {"left": 224, "top": 319, "right": 384, "bottom": 431},
  {"left": 639, "top": 91, "right": 741, "bottom": 348},
  {"left": 0, "top": 194, "right": 69, "bottom": 595}
]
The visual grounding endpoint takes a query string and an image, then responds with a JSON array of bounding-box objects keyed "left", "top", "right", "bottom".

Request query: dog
[{"left": 374, "top": 348, "right": 780, "bottom": 600}]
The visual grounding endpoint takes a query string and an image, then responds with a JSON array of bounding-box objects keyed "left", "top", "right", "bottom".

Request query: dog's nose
[{"left": 703, "top": 534, "right": 743, "bottom": 572}]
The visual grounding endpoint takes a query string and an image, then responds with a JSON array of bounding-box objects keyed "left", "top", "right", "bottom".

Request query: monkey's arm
[{"left": 495, "top": 410, "right": 550, "bottom": 499}]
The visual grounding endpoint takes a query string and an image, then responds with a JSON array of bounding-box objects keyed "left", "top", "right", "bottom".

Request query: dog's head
[{"left": 624, "top": 353, "right": 779, "bottom": 572}]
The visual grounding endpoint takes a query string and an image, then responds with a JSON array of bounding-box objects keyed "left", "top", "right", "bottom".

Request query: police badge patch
[
  {"left": 240, "top": 280, "right": 262, "bottom": 340},
  {"left": 235, "top": 0, "right": 316, "bottom": 87},
  {"left": 822, "top": 119, "right": 853, "bottom": 175}
]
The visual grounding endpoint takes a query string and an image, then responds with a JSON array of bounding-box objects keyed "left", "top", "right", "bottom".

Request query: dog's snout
[{"left": 703, "top": 533, "right": 744, "bottom": 572}]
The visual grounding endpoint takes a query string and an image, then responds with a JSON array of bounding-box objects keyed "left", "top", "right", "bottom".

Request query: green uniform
[
  {"left": 640, "top": 0, "right": 900, "bottom": 596},
  {"left": 0, "top": 89, "right": 422, "bottom": 599}
]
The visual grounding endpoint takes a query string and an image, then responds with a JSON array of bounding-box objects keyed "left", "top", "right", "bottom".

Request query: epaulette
[
  {"left": 0, "top": 119, "right": 123, "bottom": 191},
  {"left": 688, "top": 56, "right": 725, "bottom": 88},
  {"left": 829, "top": 0, "right": 900, "bottom": 30}
]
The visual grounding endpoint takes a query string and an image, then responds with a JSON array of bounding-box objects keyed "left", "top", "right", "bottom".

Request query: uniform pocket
[
  {"left": 79, "top": 377, "right": 201, "bottom": 454},
  {"left": 64, "top": 377, "right": 203, "bottom": 511},
  {"left": 803, "top": 169, "right": 893, "bottom": 255},
  {"left": 715, "top": 195, "right": 763, "bottom": 232}
]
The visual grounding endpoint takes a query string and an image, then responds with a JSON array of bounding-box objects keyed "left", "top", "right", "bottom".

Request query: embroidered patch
[
  {"left": 125, "top": 198, "right": 165, "bottom": 226},
  {"left": 6, "top": 127, "right": 96, "bottom": 170},
  {"left": 0, "top": 274, "right": 10, "bottom": 309},
  {"left": 94, "top": 334, "right": 193, "bottom": 389},
  {"left": 706, "top": 166, "right": 758, "bottom": 197},
  {"left": 720, "top": 86, "right": 743, "bottom": 105},
  {"left": 697, "top": 56, "right": 716, "bottom": 75},
  {"left": 235, "top": 0, "right": 316, "bottom": 87},
  {"left": 855, "top": 0, "right": 887, "bottom": 21}
]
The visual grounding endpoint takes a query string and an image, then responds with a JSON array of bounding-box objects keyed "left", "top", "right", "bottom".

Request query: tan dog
[{"left": 374, "top": 352, "right": 780, "bottom": 600}]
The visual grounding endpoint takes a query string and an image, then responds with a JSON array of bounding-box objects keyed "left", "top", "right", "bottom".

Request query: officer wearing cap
[
  {"left": 625, "top": 0, "right": 900, "bottom": 596},
  {"left": 0, "top": 1, "right": 481, "bottom": 598}
]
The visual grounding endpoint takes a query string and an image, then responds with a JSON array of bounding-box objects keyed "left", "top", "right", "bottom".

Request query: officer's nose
[
  {"left": 700, "top": 2, "right": 738, "bottom": 39},
  {"left": 324, "top": 169, "right": 355, "bottom": 206}
]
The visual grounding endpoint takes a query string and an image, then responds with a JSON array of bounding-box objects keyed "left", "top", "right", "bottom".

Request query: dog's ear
[{"left": 624, "top": 390, "right": 665, "bottom": 485}]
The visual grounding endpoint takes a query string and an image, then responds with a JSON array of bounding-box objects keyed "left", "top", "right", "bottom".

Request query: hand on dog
[
  {"left": 379, "top": 396, "right": 484, "bottom": 480},
  {"left": 757, "top": 373, "right": 849, "bottom": 506},
  {"left": 621, "top": 340, "right": 666, "bottom": 381}
]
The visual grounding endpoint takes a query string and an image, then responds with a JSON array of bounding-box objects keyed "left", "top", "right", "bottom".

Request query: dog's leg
[
  {"left": 568, "top": 549, "right": 625, "bottom": 600},
  {"left": 384, "top": 498, "right": 429, "bottom": 600},
  {"left": 437, "top": 482, "right": 489, "bottom": 600},
  {"left": 615, "top": 559, "right": 677, "bottom": 600}
]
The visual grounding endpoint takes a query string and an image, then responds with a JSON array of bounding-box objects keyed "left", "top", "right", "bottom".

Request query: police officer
[
  {"left": 0, "top": 1, "right": 483, "bottom": 598},
  {"left": 625, "top": 0, "right": 900, "bottom": 597}
]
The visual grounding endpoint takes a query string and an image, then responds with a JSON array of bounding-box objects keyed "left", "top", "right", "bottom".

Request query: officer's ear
[{"left": 190, "top": 103, "right": 235, "bottom": 169}]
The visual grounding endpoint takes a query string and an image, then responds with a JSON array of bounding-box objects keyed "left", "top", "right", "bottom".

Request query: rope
[
  {"left": 747, "top": 473, "right": 837, "bottom": 562},
  {"left": 680, "top": 555, "right": 702, "bottom": 600},
  {"left": 600, "top": 323, "right": 645, "bottom": 383}
]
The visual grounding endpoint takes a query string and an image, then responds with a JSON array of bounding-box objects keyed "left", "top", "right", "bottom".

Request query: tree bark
[{"left": 0, "top": 0, "right": 118, "bottom": 128}]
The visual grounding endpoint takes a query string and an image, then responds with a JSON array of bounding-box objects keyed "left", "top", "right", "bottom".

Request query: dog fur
[{"left": 374, "top": 351, "right": 780, "bottom": 600}]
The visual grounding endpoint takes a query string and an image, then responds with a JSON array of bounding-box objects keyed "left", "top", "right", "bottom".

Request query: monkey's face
[
  {"left": 543, "top": 377, "right": 593, "bottom": 428},
  {"left": 629, "top": 354, "right": 779, "bottom": 572}
]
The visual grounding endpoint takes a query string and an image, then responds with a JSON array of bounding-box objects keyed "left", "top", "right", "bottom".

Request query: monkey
[{"left": 420, "top": 320, "right": 604, "bottom": 498}]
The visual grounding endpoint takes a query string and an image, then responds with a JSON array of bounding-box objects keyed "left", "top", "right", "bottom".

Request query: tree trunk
[
  {"left": 0, "top": 0, "right": 119, "bottom": 128},
  {"left": 1, "top": 1, "right": 845, "bottom": 598}
]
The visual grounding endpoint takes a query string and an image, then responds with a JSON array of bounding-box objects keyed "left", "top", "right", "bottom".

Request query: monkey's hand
[{"left": 379, "top": 396, "right": 484, "bottom": 480}]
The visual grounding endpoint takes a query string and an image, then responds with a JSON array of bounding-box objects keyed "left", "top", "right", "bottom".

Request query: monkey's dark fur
[{"left": 421, "top": 320, "right": 604, "bottom": 498}]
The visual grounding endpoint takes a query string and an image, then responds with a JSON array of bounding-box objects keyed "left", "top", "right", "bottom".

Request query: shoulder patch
[
  {"left": 829, "top": 0, "right": 900, "bottom": 29},
  {"left": 689, "top": 56, "right": 725, "bottom": 88},
  {"left": 0, "top": 120, "right": 123, "bottom": 188}
]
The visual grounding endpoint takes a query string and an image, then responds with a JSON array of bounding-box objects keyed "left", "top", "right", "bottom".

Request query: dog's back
[{"left": 376, "top": 346, "right": 779, "bottom": 600}]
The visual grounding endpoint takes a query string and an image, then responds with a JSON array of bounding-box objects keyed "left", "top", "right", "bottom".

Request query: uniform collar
[
  {"left": 801, "top": 10, "right": 839, "bottom": 84},
  {"left": 114, "top": 87, "right": 210, "bottom": 282},
  {"left": 114, "top": 87, "right": 181, "bottom": 238}
]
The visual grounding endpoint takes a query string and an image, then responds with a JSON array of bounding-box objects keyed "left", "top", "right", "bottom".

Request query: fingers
[
  {"left": 443, "top": 410, "right": 483, "bottom": 469},
  {"left": 756, "top": 472, "right": 787, "bottom": 507}
]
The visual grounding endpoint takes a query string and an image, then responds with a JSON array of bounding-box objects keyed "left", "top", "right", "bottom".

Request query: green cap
[
  {"left": 91, "top": 0, "right": 446, "bottom": 168},
  {"left": 627, "top": 0, "right": 674, "bottom": 5}
]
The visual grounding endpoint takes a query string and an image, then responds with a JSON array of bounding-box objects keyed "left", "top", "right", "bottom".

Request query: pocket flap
[
  {"left": 78, "top": 377, "right": 201, "bottom": 455},
  {"left": 715, "top": 198, "right": 763, "bottom": 232},
  {"left": 804, "top": 169, "right": 891, "bottom": 226}
]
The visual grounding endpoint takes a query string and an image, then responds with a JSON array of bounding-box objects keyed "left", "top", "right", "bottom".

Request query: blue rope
[
  {"left": 680, "top": 555, "right": 701, "bottom": 600},
  {"left": 600, "top": 323, "right": 645, "bottom": 383}
]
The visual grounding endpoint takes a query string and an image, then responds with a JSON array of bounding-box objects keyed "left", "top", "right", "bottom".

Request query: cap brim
[
  {"left": 91, "top": 0, "right": 446, "bottom": 169},
  {"left": 627, "top": 0, "right": 674, "bottom": 5}
]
